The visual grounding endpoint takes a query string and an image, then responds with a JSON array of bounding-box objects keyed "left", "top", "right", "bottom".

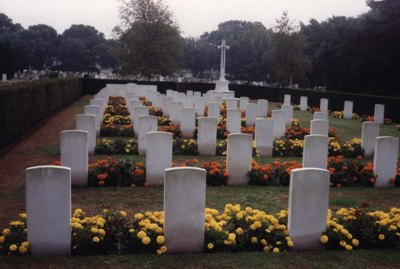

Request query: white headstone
[
  {"left": 198, "top": 117, "right": 217, "bottom": 156},
  {"left": 373, "top": 136, "right": 399, "bottom": 187},
  {"left": 255, "top": 119, "right": 273, "bottom": 157},
  {"left": 169, "top": 101, "right": 183, "bottom": 125},
  {"left": 302, "top": 135, "right": 328, "bottom": 169},
  {"left": 361, "top": 121, "right": 380, "bottom": 158},
  {"left": 90, "top": 99, "right": 105, "bottom": 111},
  {"left": 194, "top": 97, "right": 205, "bottom": 116},
  {"left": 343, "top": 101, "right": 353, "bottom": 119},
  {"left": 26, "top": 165, "right": 71, "bottom": 255},
  {"left": 271, "top": 110, "right": 286, "bottom": 138},
  {"left": 227, "top": 109, "right": 241, "bottom": 134},
  {"left": 194, "top": 91, "right": 202, "bottom": 97},
  {"left": 256, "top": 99, "right": 268, "bottom": 117},
  {"left": 84, "top": 105, "right": 101, "bottom": 136},
  {"left": 132, "top": 106, "right": 149, "bottom": 136},
  {"left": 130, "top": 100, "right": 143, "bottom": 110},
  {"left": 180, "top": 108, "right": 196, "bottom": 138},
  {"left": 184, "top": 96, "right": 194, "bottom": 108},
  {"left": 75, "top": 114, "right": 96, "bottom": 154},
  {"left": 227, "top": 134, "right": 252, "bottom": 185},
  {"left": 281, "top": 104, "right": 293, "bottom": 127},
  {"left": 162, "top": 96, "right": 173, "bottom": 117},
  {"left": 320, "top": 98, "right": 329, "bottom": 111},
  {"left": 245, "top": 103, "right": 257, "bottom": 126},
  {"left": 226, "top": 98, "right": 239, "bottom": 109},
  {"left": 288, "top": 168, "right": 330, "bottom": 250},
  {"left": 60, "top": 130, "right": 88, "bottom": 187},
  {"left": 284, "top": 94, "right": 291, "bottom": 105},
  {"left": 207, "top": 102, "right": 220, "bottom": 119},
  {"left": 2, "top": 73, "right": 6, "bottom": 81},
  {"left": 186, "top": 90, "right": 194, "bottom": 96},
  {"left": 313, "top": 111, "right": 328, "bottom": 120},
  {"left": 146, "top": 132, "right": 173, "bottom": 185},
  {"left": 138, "top": 115, "right": 158, "bottom": 155},
  {"left": 374, "top": 104, "right": 385, "bottom": 124},
  {"left": 239, "top": 97, "right": 250, "bottom": 110},
  {"left": 164, "top": 167, "right": 206, "bottom": 253},
  {"left": 300, "top": 96, "right": 308, "bottom": 111},
  {"left": 310, "top": 119, "right": 329, "bottom": 136}
]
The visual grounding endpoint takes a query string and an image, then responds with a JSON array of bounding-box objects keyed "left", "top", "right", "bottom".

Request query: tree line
[{"left": 0, "top": 0, "right": 399, "bottom": 96}]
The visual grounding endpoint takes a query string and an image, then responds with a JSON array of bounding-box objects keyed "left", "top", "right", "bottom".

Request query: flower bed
[{"left": 1, "top": 204, "right": 399, "bottom": 256}]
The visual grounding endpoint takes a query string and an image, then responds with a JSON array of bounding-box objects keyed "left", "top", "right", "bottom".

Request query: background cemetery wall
[
  {"left": 83, "top": 79, "right": 400, "bottom": 122},
  {"left": 0, "top": 78, "right": 82, "bottom": 153}
]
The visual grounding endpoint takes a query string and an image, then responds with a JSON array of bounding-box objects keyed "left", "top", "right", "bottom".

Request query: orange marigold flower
[
  {"left": 98, "top": 181, "right": 105, "bottom": 186},
  {"left": 53, "top": 160, "right": 61, "bottom": 166},
  {"left": 135, "top": 169, "right": 144, "bottom": 176}
]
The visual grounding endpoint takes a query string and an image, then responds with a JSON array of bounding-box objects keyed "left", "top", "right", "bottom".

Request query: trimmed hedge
[{"left": 0, "top": 79, "right": 82, "bottom": 152}]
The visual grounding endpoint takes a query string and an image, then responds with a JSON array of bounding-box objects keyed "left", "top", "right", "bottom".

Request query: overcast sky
[{"left": 0, "top": 0, "right": 370, "bottom": 38}]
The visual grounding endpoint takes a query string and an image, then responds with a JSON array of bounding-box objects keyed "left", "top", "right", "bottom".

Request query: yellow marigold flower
[
  {"left": 156, "top": 227, "right": 163, "bottom": 234},
  {"left": 18, "top": 246, "right": 28, "bottom": 254},
  {"left": 207, "top": 243, "right": 214, "bottom": 250},
  {"left": 263, "top": 246, "right": 270, "bottom": 252},
  {"left": 9, "top": 244, "right": 17, "bottom": 251},
  {"left": 378, "top": 234, "right": 385, "bottom": 240},
  {"left": 156, "top": 236, "right": 165, "bottom": 245},
  {"left": 98, "top": 229, "right": 106, "bottom": 236},
  {"left": 235, "top": 227, "right": 244, "bottom": 235},
  {"left": 215, "top": 225, "right": 223, "bottom": 232},
  {"left": 236, "top": 212, "right": 244, "bottom": 219},
  {"left": 287, "top": 241, "right": 294, "bottom": 247},
  {"left": 0, "top": 236, "right": 4, "bottom": 243},
  {"left": 205, "top": 214, "right": 213, "bottom": 222},
  {"left": 273, "top": 247, "right": 280, "bottom": 253},
  {"left": 320, "top": 235, "right": 329, "bottom": 244},
  {"left": 345, "top": 245, "right": 353, "bottom": 251},
  {"left": 93, "top": 236, "right": 100, "bottom": 243},
  {"left": 2, "top": 229, "right": 10, "bottom": 236},
  {"left": 137, "top": 231, "right": 147, "bottom": 239},
  {"left": 120, "top": 211, "right": 127, "bottom": 218},
  {"left": 251, "top": 237, "right": 258, "bottom": 244},
  {"left": 91, "top": 227, "right": 98, "bottom": 234},
  {"left": 261, "top": 239, "right": 268, "bottom": 246},
  {"left": 160, "top": 245, "right": 167, "bottom": 253},
  {"left": 352, "top": 239, "right": 359, "bottom": 247},
  {"left": 142, "top": 236, "right": 151, "bottom": 245},
  {"left": 340, "top": 240, "right": 347, "bottom": 247},
  {"left": 228, "top": 233, "right": 236, "bottom": 241},
  {"left": 19, "top": 213, "right": 27, "bottom": 219},
  {"left": 254, "top": 221, "right": 262, "bottom": 229},
  {"left": 129, "top": 228, "right": 135, "bottom": 233},
  {"left": 135, "top": 213, "right": 144, "bottom": 220}
]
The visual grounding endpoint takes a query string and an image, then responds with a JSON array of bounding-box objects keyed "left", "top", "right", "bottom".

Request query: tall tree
[
  {"left": 113, "top": 0, "right": 183, "bottom": 78},
  {"left": 264, "top": 12, "right": 310, "bottom": 86}
]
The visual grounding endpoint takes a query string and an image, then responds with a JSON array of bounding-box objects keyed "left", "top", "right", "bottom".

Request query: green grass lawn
[{"left": 1, "top": 98, "right": 399, "bottom": 268}]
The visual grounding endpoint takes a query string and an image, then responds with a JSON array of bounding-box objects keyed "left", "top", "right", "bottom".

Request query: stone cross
[{"left": 218, "top": 40, "right": 230, "bottom": 81}]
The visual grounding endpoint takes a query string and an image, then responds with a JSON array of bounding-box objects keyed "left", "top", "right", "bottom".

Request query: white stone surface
[
  {"left": 374, "top": 104, "right": 385, "bottom": 124},
  {"left": 2, "top": 73, "right": 6, "bottom": 81},
  {"left": 146, "top": 132, "right": 172, "bottom": 185},
  {"left": 84, "top": 105, "right": 101, "bottom": 136},
  {"left": 184, "top": 96, "right": 194, "bottom": 108},
  {"left": 227, "top": 134, "right": 253, "bottom": 185},
  {"left": 60, "top": 130, "right": 88, "bottom": 187},
  {"left": 226, "top": 98, "right": 239, "bottom": 109},
  {"left": 132, "top": 106, "right": 149, "bottom": 136},
  {"left": 137, "top": 115, "right": 158, "bottom": 155},
  {"left": 288, "top": 168, "right": 330, "bottom": 250},
  {"left": 194, "top": 91, "right": 202, "bottom": 97},
  {"left": 75, "top": 114, "right": 96, "bottom": 154},
  {"left": 240, "top": 96, "right": 250, "bottom": 110},
  {"left": 255, "top": 119, "right": 273, "bottom": 157},
  {"left": 256, "top": 99, "right": 268, "bottom": 117},
  {"left": 164, "top": 167, "right": 206, "bottom": 253},
  {"left": 245, "top": 103, "right": 257, "bottom": 126},
  {"left": 361, "top": 121, "right": 380, "bottom": 158},
  {"left": 198, "top": 117, "right": 218, "bottom": 156},
  {"left": 161, "top": 96, "right": 173, "bottom": 117},
  {"left": 180, "top": 108, "right": 196, "bottom": 138},
  {"left": 320, "top": 98, "right": 329, "bottom": 111},
  {"left": 284, "top": 94, "right": 291, "bottom": 105},
  {"left": 169, "top": 101, "right": 183, "bottom": 125},
  {"left": 373, "top": 136, "right": 399, "bottom": 187},
  {"left": 271, "top": 110, "right": 286, "bottom": 138},
  {"left": 227, "top": 109, "right": 241, "bottom": 134},
  {"left": 281, "top": 104, "right": 293, "bottom": 127},
  {"left": 130, "top": 100, "right": 143, "bottom": 109},
  {"left": 302, "top": 135, "right": 328, "bottom": 169},
  {"left": 207, "top": 102, "right": 220, "bottom": 119},
  {"left": 26, "top": 165, "right": 71, "bottom": 255},
  {"left": 343, "top": 101, "right": 353, "bottom": 119},
  {"left": 300, "top": 96, "right": 308, "bottom": 111},
  {"left": 90, "top": 99, "right": 105, "bottom": 111},
  {"left": 194, "top": 97, "right": 205, "bottom": 116},
  {"left": 310, "top": 119, "right": 329, "bottom": 136},
  {"left": 313, "top": 111, "right": 328, "bottom": 120}
]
